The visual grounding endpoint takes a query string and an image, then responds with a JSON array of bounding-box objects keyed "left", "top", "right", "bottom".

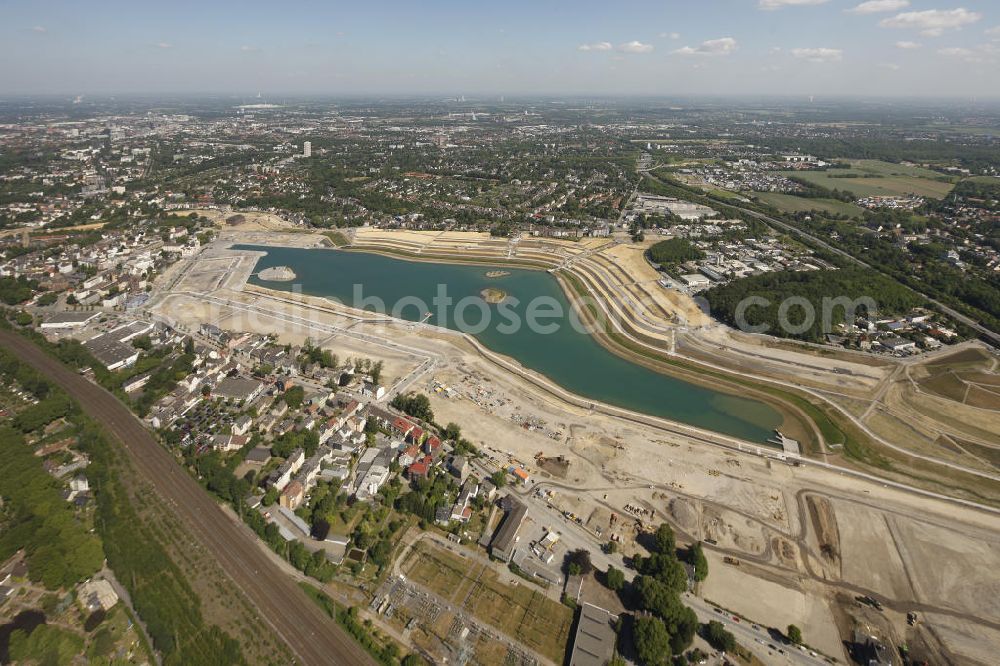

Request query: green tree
[
  {"left": 606, "top": 565, "right": 625, "bottom": 591},
  {"left": 490, "top": 470, "right": 507, "bottom": 488},
  {"left": 787, "top": 624, "right": 803, "bottom": 645},
  {"left": 390, "top": 392, "right": 434, "bottom": 422},
  {"left": 646, "top": 238, "right": 704, "bottom": 269},
  {"left": 443, "top": 422, "right": 462, "bottom": 441},
  {"left": 8, "top": 625, "right": 85, "bottom": 664},
  {"left": 654, "top": 523, "right": 676, "bottom": 555},
  {"left": 635, "top": 553, "right": 688, "bottom": 593},
  {"left": 634, "top": 615, "right": 672, "bottom": 665},
  {"left": 284, "top": 385, "right": 305, "bottom": 408},
  {"left": 687, "top": 542, "right": 708, "bottom": 582},
  {"left": 703, "top": 620, "right": 737, "bottom": 653},
  {"left": 564, "top": 549, "right": 593, "bottom": 576}
]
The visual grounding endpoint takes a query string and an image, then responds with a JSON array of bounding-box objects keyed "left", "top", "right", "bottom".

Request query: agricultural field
[
  {"left": 782, "top": 159, "right": 957, "bottom": 199},
  {"left": 402, "top": 541, "right": 573, "bottom": 663},
  {"left": 750, "top": 191, "right": 864, "bottom": 218}
]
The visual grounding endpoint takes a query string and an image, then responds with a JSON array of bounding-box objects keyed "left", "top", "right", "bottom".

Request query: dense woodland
[
  {"left": 702, "top": 268, "right": 923, "bottom": 342},
  {"left": 645, "top": 238, "right": 705, "bottom": 272}
]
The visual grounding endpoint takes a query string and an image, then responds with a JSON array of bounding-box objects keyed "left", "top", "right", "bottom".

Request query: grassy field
[
  {"left": 403, "top": 541, "right": 573, "bottom": 663},
  {"left": 321, "top": 230, "right": 350, "bottom": 246},
  {"left": 751, "top": 191, "right": 864, "bottom": 218},
  {"left": 782, "top": 159, "right": 957, "bottom": 199}
]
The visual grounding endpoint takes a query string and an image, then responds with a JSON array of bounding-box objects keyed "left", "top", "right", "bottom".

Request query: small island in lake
[
  {"left": 480, "top": 287, "right": 508, "bottom": 304},
  {"left": 485, "top": 270, "right": 511, "bottom": 278},
  {"left": 258, "top": 266, "right": 297, "bottom": 281}
]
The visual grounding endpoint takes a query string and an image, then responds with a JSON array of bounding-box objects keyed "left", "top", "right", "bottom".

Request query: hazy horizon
[{"left": 2, "top": 0, "right": 998, "bottom": 98}]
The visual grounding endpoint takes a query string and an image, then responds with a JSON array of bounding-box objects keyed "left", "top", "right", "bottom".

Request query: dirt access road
[{"left": 0, "top": 330, "right": 374, "bottom": 666}]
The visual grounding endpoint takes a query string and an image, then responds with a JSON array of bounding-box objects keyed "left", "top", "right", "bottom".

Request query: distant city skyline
[{"left": 2, "top": 0, "right": 999, "bottom": 97}]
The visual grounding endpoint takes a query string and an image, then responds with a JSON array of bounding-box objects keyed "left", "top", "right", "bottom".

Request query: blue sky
[{"left": 2, "top": 0, "right": 998, "bottom": 96}]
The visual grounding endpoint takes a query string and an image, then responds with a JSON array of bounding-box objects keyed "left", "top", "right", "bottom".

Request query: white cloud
[
  {"left": 847, "top": 0, "right": 909, "bottom": 14},
  {"left": 156, "top": 42, "right": 173, "bottom": 49},
  {"left": 986, "top": 25, "right": 1000, "bottom": 37},
  {"left": 577, "top": 41, "right": 613, "bottom": 52},
  {"left": 617, "top": 41, "right": 654, "bottom": 54},
  {"left": 673, "top": 37, "right": 738, "bottom": 56},
  {"left": 659, "top": 32, "right": 681, "bottom": 40},
  {"left": 938, "top": 44, "right": 997, "bottom": 62},
  {"left": 759, "top": 0, "right": 829, "bottom": 10},
  {"left": 791, "top": 47, "right": 844, "bottom": 62},
  {"left": 880, "top": 8, "right": 982, "bottom": 37},
  {"left": 879, "top": 62, "right": 901, "bottom": 70},
  {"left": 894, "top": 40, "right": 921, "bottom": 49},
  {"left": 31, "top": 25, "right": 46, "bottom": 33},
  {"left": 240, "top": 45, "right": 260, "bottom": 52}
]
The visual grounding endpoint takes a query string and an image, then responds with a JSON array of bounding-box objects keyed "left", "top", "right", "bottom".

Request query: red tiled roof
[{"left": 407, "top": 461, "right": 429, "bottom": 477}]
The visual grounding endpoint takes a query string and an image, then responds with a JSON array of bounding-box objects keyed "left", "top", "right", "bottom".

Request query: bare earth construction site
[{"left": 147, "top": 221, "right": 1000, "bottom": 664}]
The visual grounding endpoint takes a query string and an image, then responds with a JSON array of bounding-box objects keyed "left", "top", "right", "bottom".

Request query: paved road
[
  {"left": 0, "top": 330, "right": 374, "bottom": 666},
  {"left": 684, "top": 594, "right": 828, "bottom": 666}
]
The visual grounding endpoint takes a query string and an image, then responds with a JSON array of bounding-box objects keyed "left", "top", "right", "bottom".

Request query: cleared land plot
[
  {"left": 834, "top": 503, "right": 912, "bottom": 601},
  {"left": 917, "top": 368, "right": 1000, "bottom": 411},
  {"left": 889, "top": 515, "right": 1000, "bottom": 620},
  {"left": 700, "top": 551, "right": 843, "bottom": 658},
  {"left": 925, "top": 613, "right": 1000, "bottom": 665},
  {"left": 402, "top": 541, "right": 572, "bottom": 663},
  {"left": 750, "top": 192, "right": 864, "bottom": 218},
  {"left": 965, "top": 384, "right": 1000, "bottom": 410},
  {"left": 782, "top": 160, "right": 956, "bottom": 199},
  {"left": 955, "top": 438, "right": 1000, "bottom": 469},
  {"left": 925, "top": 347, "right": 991, "bottom": 368}
]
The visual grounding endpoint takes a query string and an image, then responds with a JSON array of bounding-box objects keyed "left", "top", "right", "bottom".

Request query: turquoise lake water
[{"left": 238, "top": 244, "right": 782, "bottom": 442}]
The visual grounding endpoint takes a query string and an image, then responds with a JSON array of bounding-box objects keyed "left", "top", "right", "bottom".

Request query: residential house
[
  {"left": 267, "top": 448, "right": 305, "bottom": 491},
  {"left": 279, "top": 480, "right": 306, "bottom": 510}
]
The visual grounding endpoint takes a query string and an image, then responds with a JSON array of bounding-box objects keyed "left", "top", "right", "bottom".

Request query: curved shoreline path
[
  {"left": 0, "top": 330, "right": 375, "bottom": 666},
  {"left": 236, "top": 243, "right": 783, "bottom": 442},
  {"left": 258, "top": 265, "right": 297, "bottom": 281}
]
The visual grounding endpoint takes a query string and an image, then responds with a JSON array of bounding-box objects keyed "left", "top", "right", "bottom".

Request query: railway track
[{"left": 0, "top": 330, "right": 375, "bottom": 666}]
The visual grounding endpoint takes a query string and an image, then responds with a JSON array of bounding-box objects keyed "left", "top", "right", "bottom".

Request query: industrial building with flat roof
[
  {"left": 489, "top": 495, "right": 527, "bottom": 563},
  {"left": 40, "top": 311, "right": 101, "bottom": 329},
  {"left": 84, "top": 333, "right": 139, "bottom": 371},
  {"left": 569, "top": 603, "right": 618, "bottom": 666}
]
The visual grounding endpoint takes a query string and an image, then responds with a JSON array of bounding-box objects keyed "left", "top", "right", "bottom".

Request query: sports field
[
  {"left": 782, "top": 159, "right": 957, "bottom": 199},
  {"left": 751, "top": 191, "right": 864, "bottom": 218}
]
